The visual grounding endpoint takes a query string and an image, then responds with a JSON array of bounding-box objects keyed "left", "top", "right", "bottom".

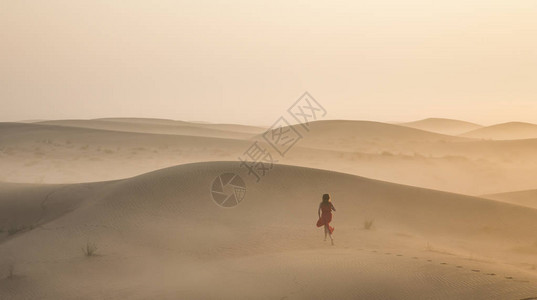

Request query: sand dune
[
  {"left": 400, "top": 118, "right": 482, "bottom": 135},
  {"left": 37, "top": 118, "right": 262, "bottom": 139},
  {"left": 482, "top": 189, "right": 537, "bottom": 209},
  {"left": 0, "top": 122, "right": 253, "bottom": 156},
  {"left": 96, "top": 118, "right": 267, "bottom": 134},
  {"left": 0, "top": 122, "right": 253, "bottom": 183},
  {"left": 1, "top": 161, "right": 537, "bottom": 299},
  {"left": 259, "top": 120, "right": 469, "bottom": 153},
  {"left": 461, "top": 122, "right": 537, "bottom": 140},
  {"left": 4, "top": 120, "right": 537, "bottom": 195}
]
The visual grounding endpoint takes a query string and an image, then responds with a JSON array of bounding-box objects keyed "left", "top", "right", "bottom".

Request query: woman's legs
[{"left": 325, "top": 225, "right": 334, "bottom": 245}]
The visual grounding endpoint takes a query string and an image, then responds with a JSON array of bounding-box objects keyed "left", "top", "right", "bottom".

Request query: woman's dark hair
[{"left": 322, "top": 193, "right": 331, "bottom": 204}]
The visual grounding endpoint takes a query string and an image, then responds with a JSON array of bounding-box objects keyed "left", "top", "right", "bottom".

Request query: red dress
[{"left": 316, "top": 202, "right": 335, "bottom": 234}]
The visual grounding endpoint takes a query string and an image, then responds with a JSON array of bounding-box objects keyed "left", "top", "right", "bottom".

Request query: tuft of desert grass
[{"left": 82, "top": 242, "right": 98, "bottom": 257}]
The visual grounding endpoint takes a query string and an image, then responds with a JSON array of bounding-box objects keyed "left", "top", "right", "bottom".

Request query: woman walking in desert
[{"left": 317, "top": 193, "right": 336, "bottom": 245}]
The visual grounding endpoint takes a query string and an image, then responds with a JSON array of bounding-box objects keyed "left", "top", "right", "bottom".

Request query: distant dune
[
  {"left": 37, "top": 118, "right": 264, "bottom": 139},
  {"left": 400, "top": 118, "right": 482, "bottom": 135},
  {"left": 15, "top": 119, "right": 47, "bottom": 123},
  {"left": 461, "top": 122, "right": 537, "bottom": 140},
  {"left": 259, "top": 120, "right": 468, "bottom": 153},
  {"left": 95, "top": 118, "right": 267, "bottom": 134},
  {"left": 0, "top": 122, "right": 252, "bottom": 150},
  {"left": 302, "top": 119, "right": 466, "bottom": 141},
  {"left": 0, "top": 122, "right": 256, "bottom": 184},
  {"left": 4, "top": 120, "right": 537, "bottom": 195},
  {"left": 1, "top": 161, "right": 537, "bottom": 299},
  {"left": 483, "top": 189, "right": 537, "bottom": 209}
]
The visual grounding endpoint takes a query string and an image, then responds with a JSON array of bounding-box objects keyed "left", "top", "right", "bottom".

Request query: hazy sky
[{"left": 1, "top": 0, "right": 536, "bottom": 126}]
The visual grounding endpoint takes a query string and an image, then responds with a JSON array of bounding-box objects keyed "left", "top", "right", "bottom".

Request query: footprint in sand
[{"left": 471, "top": 269, "right": 480, "bottom": 273}]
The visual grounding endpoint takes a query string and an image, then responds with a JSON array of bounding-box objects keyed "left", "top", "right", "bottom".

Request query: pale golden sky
[{"left": 1, "top": 0, "right": 536, "bottom": 125}]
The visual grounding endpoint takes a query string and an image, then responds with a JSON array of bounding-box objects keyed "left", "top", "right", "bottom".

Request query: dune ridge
[
  {"left": 483, "top": 189, "right": 537, "bottom": 209},
  {"left": 400, "top": 118, "right": 483, "bottom": 135},
  {"left": 461, "top": 122, "right": 537, "bottom": 140},
  {"left": 36, "top": 119, "right": 261, "bottom": 139}
]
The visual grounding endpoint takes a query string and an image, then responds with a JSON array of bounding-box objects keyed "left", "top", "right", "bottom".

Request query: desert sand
[{"left": 2, "top": 119, "right": 537, "bottom": 299}]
